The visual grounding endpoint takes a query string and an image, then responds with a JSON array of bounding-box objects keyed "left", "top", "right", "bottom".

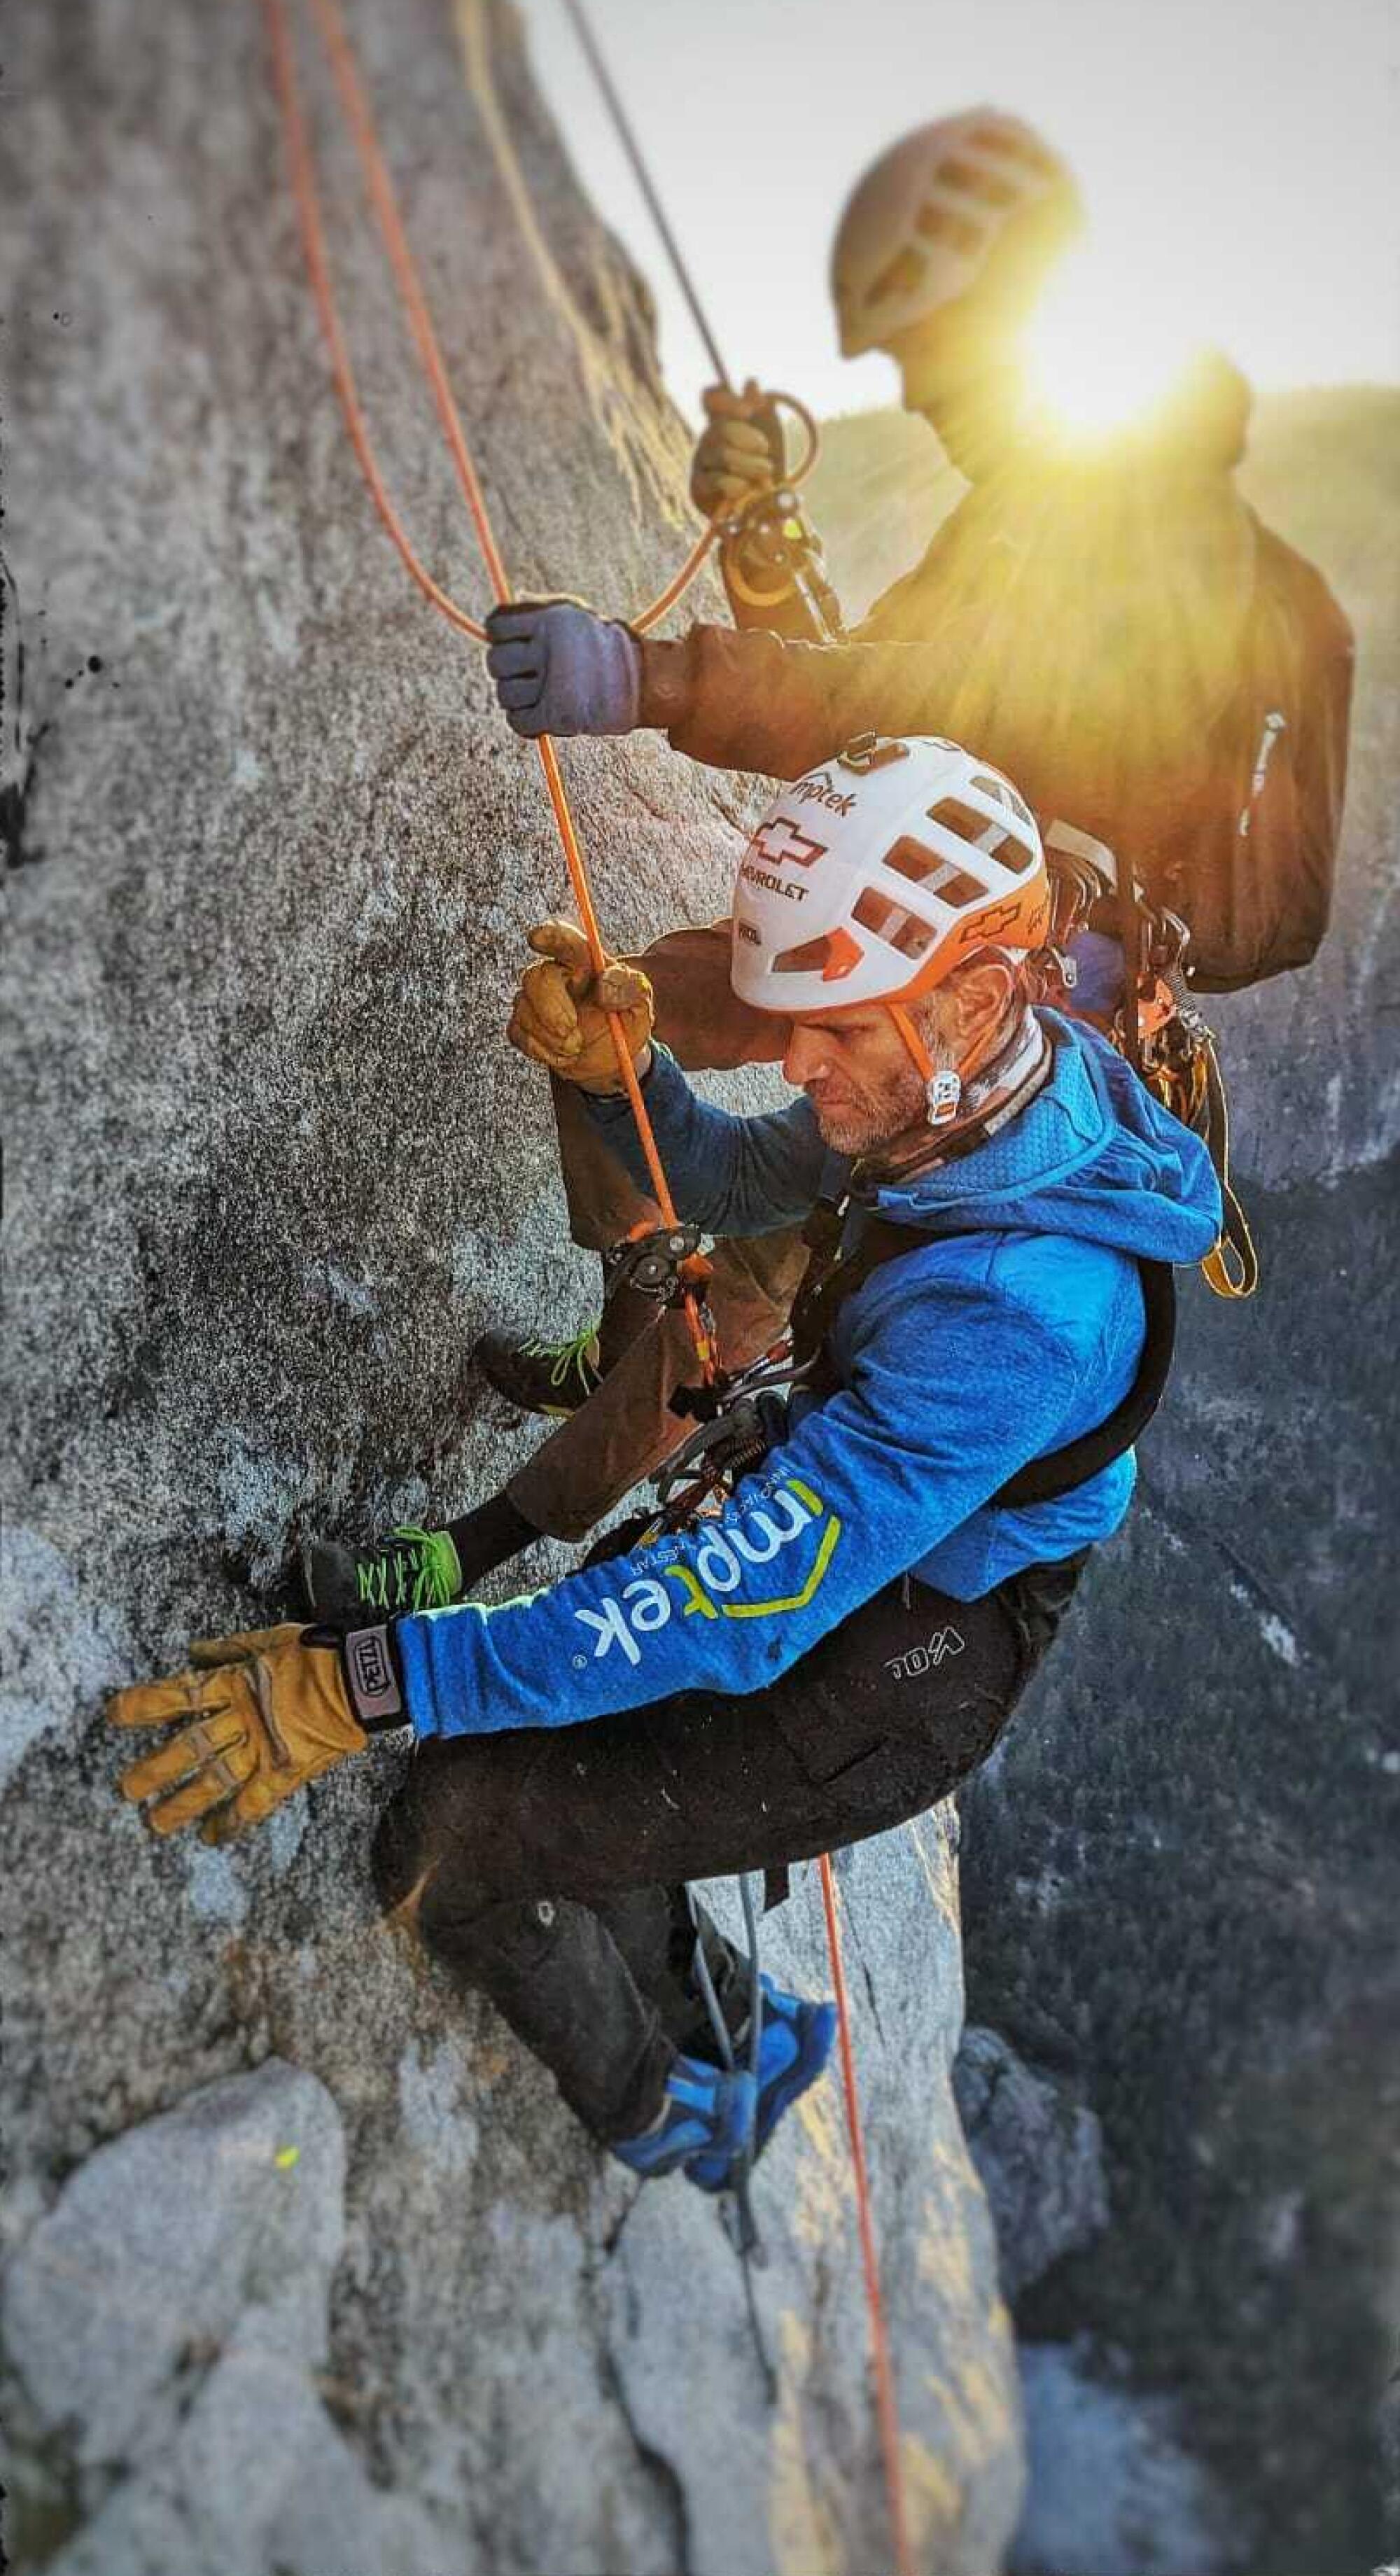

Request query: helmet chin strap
[
  {"left": 886, "top": 1002, "right": 963, "bottom": 1126},
  {"left": 885, "top": 995, "right": 1051, "bottom": 1154}
]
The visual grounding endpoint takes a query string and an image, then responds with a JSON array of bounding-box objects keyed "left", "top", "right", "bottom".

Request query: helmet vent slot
[
  {"left": 912, "top": 201, "right": 981, "bottom": 255},
  {"left": 867, "top": 244, "right": 929, "bottom": 308},
  {"left": 939, "top": 156, "right": 1018, "bottom": 210},
  {"left": 886, "top": 834, "right": 986, "bottom": 906},
  {"left": 773, "top": 934, "right": 839, "bottom": 976},
  {"left": 967, "top": 124, "right": 1056, "bottom": 176},
  {"left": 853, "top": 888, "right": 934, "bottom": 960},
  {"left": 923, "top": 801, "right": 1009, "bottom": 858}
]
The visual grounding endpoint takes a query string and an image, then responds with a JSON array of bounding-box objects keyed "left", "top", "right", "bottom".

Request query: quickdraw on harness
[
  {"left": 262, "top": 5, "right": 910, "bottom": 2561},
  {"left": 1037, "top": 820, "right": 1260, "bottom": 1299}
]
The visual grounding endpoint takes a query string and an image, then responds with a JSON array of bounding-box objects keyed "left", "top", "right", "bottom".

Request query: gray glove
[{"left": 484, "top": 600, "right": 642, "bottom": 740}]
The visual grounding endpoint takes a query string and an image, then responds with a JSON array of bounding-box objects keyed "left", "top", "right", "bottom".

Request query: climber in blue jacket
[{"left": 108, "top": 736, "right": 1222, "bottom": 2191}]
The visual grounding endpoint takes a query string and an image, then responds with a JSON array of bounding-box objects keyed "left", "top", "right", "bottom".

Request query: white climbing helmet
[
  {"left": 729, "top": 734, "right": 1051, "bottom": 1021},
  {"left": 831, "top": 111, "right": 1082, "bottom": 359}
]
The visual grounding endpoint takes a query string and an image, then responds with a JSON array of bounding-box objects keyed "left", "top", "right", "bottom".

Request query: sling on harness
[{"left": 1039, "top": 819, "right": 1259, "bottom": 1299}]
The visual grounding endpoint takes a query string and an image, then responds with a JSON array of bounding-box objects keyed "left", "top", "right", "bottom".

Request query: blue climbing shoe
[
  {"left": 612, "top": 2053, "right": 757, "bottom": 2181},
  {"left": 686, "top": 1975, "right": 838, "bottom": 2194}
]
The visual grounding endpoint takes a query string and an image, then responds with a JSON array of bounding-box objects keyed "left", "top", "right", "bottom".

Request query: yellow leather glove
[
  {"left": 507, "top": 919, "right": 654, "bottom": 1093},
  {"left": 108, "top": 1623, "right": 374, "bottom": 1846},
  {"left": 690, "top": 380, "right": 782, "bottom": 517}
]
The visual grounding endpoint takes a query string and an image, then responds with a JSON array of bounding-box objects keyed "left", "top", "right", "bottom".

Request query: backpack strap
[
  {"left": 1196, "top": 1032, "right": 1261, "bottom": 1299},
  {"left": 790, "top": 1207, "right": 1177, "bottom": 1507},
  {"left": 994, "top": 1258, "right": 1176, "bottom": 1505},
  {"left": 789, "top": 1200, "right": 904, "bottom": 1381}
]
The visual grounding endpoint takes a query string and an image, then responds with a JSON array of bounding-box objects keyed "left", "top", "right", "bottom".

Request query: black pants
[{"left": 372, "top": 1557, "right": 1085, "bottom": 2142}]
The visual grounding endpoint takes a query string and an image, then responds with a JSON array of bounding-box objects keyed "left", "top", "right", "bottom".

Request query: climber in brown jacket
[{"left": 303, "top": 108, "right": 1351, "bottom": 1616}]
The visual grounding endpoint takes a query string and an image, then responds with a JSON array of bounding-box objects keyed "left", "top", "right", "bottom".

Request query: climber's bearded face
[{"left": 780, "top": 1002, "right": 952, "bottom": 1156}]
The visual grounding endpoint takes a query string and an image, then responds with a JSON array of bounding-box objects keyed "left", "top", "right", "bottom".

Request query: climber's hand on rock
[
  {"left": 690, "top": 381, "right": 781, "bottom": 517},
  {"left": 507, "top": 919, "right": 654, "bottom": 1092},
  {"left": 108, "top": 1623, "right": 371, "bottom": 1845},
  {"left": 484, "top": 600, "right": 641, "bottom": 740}
]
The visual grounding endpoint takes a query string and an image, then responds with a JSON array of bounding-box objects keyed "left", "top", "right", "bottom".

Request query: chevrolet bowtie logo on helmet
[
  {"left": 729, "top": 735, "right": 1050, "bottom": 1021},
  {"left": 960, "top": 895, "right": 1028, "bottom": 944},
  {"left": 748, "top": 816, "right": 828, "bottom": 870}
]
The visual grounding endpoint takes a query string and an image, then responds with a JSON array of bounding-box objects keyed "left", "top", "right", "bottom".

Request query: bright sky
[{"left": 522, "top": 0, "right": 1400, "bottom": 426}]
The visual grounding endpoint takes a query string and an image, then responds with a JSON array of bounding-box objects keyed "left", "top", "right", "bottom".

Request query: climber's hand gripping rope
[
  {"left": 690, "top": 379, "right": 788, "bottom": 514},
  {"left": 485, "top": 602, "right": 642, "bottom": 742},
  {"left": 507, "top": 920, "right": 654, "bottom": 1091}
]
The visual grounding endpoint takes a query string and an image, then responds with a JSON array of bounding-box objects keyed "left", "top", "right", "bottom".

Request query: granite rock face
[
  {"left": 953, "top": 2027, "right": 1108, "bottom": 2304},
  {"left": 1, "top": 2062, "right": 443, "bottom": 2576},
  {"left": 1, "top": 6, "right": 1022, "bottom": 2571}
]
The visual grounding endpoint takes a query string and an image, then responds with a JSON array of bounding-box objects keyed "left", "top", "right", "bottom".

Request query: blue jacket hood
[{"left": 862, "top": 1011, "right": 1222, "bottom": 1268}]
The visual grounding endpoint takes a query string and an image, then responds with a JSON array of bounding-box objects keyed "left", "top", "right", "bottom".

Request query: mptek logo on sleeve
[{"left": 570, "top": 1478, "right": 843, "bottom": 1667}]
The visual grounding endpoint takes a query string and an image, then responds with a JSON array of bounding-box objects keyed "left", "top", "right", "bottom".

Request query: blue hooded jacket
[{"left": 398, "top": 1012, "right": 1221, "bottom": 1740}]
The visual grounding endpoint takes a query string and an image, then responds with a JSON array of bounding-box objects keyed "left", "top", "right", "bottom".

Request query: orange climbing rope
[
  {"left": 264, "top": 0, "right": 715, "bottom": 644},
  {"left": 262, "top": 0, "right": 486, "bottom": 638},
  {"left": 262, "top": 7, "right": 907, "bottom": 2552},
  {"left": 262, "top": 0, "right": 715, "bottom": 1373}
]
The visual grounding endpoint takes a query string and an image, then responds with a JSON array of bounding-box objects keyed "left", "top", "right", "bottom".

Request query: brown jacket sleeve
[
  {"left": 636, "top": 620, "right": 986, "bottom": 780},
  {"left": 636, "top": 464, "right": 1261, "bottom": 841}
]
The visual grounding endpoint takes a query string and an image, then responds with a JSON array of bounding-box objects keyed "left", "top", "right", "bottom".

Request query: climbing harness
[
  {"left": 1037, "top": 820, "right": 1260, "bottom": 1298},
  {"left": 262, "top": 8, "right": 906, "bottom": 2556},
  {"left": 646, "top": 1189, "right": 1176, "bottom": 1583},
  {"left": 787, "top": 1204, "right": 1177, "bottom": 1492}
]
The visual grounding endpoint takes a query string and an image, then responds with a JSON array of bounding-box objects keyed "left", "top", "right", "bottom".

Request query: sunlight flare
[{"left": 1022, "top": 243, "right": 1203, "bottom": 439}]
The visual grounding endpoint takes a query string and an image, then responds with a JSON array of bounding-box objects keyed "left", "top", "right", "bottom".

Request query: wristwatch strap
[{"left": 304, "top": 1619, "right": 407, "bottom": 1734}]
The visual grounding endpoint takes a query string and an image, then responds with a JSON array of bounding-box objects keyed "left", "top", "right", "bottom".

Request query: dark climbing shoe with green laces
[
  {"left": 474, "top": 1320, "right": 603, "bottom": 1417},
  {"left": 300, "top": 1525, "right": 464, "bottom": 1622}
]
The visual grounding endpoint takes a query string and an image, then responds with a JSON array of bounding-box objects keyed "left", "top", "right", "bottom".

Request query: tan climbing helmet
[{"left": 830, "top": 111, "right": 1082, "bottom": 358}]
